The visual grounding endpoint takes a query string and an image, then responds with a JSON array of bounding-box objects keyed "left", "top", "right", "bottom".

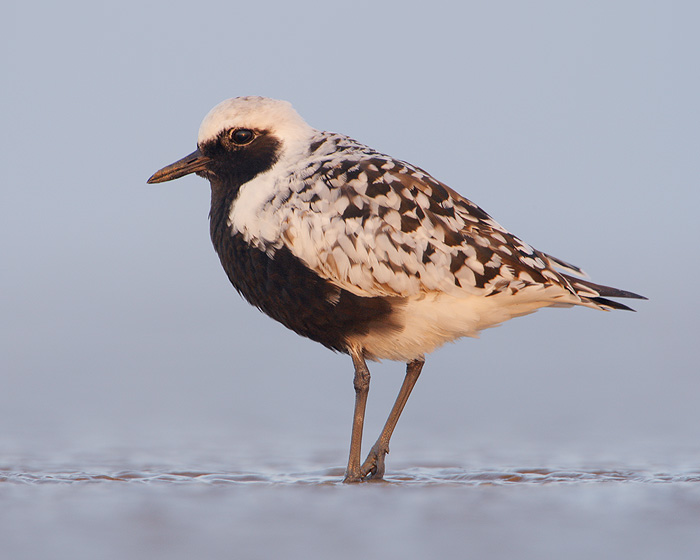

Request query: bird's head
[{"left": 147, "top": 96, "right": 314, "bottom": 187}]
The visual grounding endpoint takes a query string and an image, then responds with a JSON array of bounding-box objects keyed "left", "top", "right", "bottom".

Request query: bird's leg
[
  {"left": 360, "top": 358, "right": 424, "bottom": 481},
  {"left": 344, "top": 349, "right": 371, "bottom": 483}
]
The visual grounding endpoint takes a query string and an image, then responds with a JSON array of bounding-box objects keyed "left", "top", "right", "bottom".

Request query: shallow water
[
  {"left": 2, "top": 446, "right": 700, "bottom": 560},
  {"left": 4, "top": 464, "right": 700, "bottom": 486}
]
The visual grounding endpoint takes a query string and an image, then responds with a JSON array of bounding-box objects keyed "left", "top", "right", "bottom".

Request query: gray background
[
  {"left": 3, "top": 0, "right": 698, "bottom": 486},
  {"left": 4, "top": 2, "right": 700, "bottom": 559}
]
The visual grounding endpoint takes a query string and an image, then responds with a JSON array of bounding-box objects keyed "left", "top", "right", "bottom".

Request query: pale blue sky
[{"left": 2, "top": 1, "right": 698, "bottom": 459}]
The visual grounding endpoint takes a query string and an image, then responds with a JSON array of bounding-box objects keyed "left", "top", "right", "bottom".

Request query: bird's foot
[
  {"left": 359, "top": 443, "right": 389, "bottom": 481},
  {"left": 343, "top": 444, "right": 389, "bottom": 483},
  {"left": 343, "top": 473, "right": 362, "bottom": 483}
]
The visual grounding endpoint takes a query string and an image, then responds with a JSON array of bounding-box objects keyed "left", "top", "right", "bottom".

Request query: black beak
[{"left": 147, "top": 148, "right": 212, "bottom": 184}]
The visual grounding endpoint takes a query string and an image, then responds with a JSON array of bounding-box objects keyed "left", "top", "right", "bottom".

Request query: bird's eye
[{"left": 230, "top": 128, "right": 254, "bottom": 145}]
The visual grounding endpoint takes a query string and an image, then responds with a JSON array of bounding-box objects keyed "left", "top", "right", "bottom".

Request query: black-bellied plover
[{"left": 148, "top": 96, "right": 645, "bottom": 482}]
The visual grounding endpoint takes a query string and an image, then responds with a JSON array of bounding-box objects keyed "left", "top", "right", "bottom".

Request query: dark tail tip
[{"left": 561, "top": 274, "right": 647, "bottom": 311}]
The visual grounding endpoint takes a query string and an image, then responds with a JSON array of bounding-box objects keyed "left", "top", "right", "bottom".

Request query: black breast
[{"left": 209, "top": 187, "right": 400, "bottom": 354}]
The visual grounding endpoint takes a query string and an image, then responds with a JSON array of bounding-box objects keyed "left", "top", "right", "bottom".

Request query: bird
[{"left": 147, "top": 96, "right": 645, "bottom": 483}]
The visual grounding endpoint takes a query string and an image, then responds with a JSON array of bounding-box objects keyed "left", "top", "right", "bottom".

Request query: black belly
[{"left": 210, "top": 222, "right": 399, "bottom": 354}]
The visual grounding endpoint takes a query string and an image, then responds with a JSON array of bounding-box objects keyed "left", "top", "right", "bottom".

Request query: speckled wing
[{"left": 278, "top": 136, "right": 586, "bottom": 305}]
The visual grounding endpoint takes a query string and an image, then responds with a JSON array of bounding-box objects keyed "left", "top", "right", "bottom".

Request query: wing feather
[{"left": 278, "top": 138, "right": 578, "bottom": 303}]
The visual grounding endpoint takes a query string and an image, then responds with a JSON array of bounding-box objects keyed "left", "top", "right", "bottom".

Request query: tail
[{"left": 560, "top": 274, "right": 647, "bottom": 311}]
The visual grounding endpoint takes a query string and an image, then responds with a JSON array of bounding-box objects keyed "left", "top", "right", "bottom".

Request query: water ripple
[{"left": 2, "top": 466, "right": 699, "bottom": 486}]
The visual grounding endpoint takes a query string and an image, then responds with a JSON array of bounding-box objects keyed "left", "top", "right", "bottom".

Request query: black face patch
[{"left": 199, "top": 129, "right": 282, "bottom": 188}]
